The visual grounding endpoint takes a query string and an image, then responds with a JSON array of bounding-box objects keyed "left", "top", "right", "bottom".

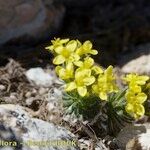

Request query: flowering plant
[{"left": 46, "top": 38, "right": 150, "bottom": 136}]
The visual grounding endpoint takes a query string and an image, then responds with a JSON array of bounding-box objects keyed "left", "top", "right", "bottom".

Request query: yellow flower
[
  {"left": 55, "top": 62, "right": 74, "bottom": 80},
  {"left": 74, "top": 57, "right": 103, "bottom": 75},
  {"left": 53, "top": 40, "right": 80, "bottom": 65},
  {"left": 123, "top": 73, "right": 149, "bottom": 86},
  {"left": 74, "top": 57, "right": 94, "bottom": 69},
  {"left": 125, "top": 91, "right": 147, "bottom": 104},
  {"left": 92, "top": 66, "right": 118, "bottom": 100},
  {"left": 65, "top": 69, "right": 95, "bottom": 97},
  {"left": 125, "top": 89, "right": 147, "bottom": 119},
  {"left": 45, "top": 38, "right": 69, "bottom": 51},
  {"left": 92, "top": 84, "right": 108, "bottom": 100},
  {"left": 76, "top": 40, "right": 98, "bottom": 56},
  {"left": 126, "top": 103, "right": 145, "bottom": 119},
  {"left": 92, "top": 65, "right": 103, "bottom": 75},
  {"left": 124, "top": 74, "right": 149, "bottom": 118},
  {"left": 123, "top": 74, "right": 149, "bottom": 94}
]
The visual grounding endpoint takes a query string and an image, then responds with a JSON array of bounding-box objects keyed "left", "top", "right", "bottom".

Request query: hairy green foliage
[
  {"left": 63, "top": 92, "right": 100, "bottom": 120},
  {"left": 63, "top": 90, "right": 133, "bottom": 136}
]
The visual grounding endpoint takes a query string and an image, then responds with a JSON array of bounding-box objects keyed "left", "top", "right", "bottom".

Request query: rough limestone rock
[
  {"left": 25, "top": 67, "right": 54, "bottom": 87},
  {"left": 0, "top": 0, "right": 65, "bottom": 45},
  {"left": 117, "top": 123, "right": 150, "bottom": 150},
  {"left": 0, "top": 104, "right": 79, "bottom": 150},
  {"left": 121, "top": 54, "right": 150, "bottom": 75},
  {"left": 120, "top": 43, "right": 150, "bottom": 75}
]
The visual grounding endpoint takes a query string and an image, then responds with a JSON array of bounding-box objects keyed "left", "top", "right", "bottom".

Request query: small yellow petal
[
  {"left": 123, "top": 74, "right": 149, "bottom": 86},
  {"left": 51, "top": 38, "right": 69, "bottom": 45},
  {"left": 55, "top": 66, "right": 62, "bottom": 75},
  {"left": 84, "top": 76, "right": 95, "bottom": 86},
  {"left": 74, "top": 61, "right": 83, "bottom": 67},
  {"left": 125, "top": 103, "right": 134, "bottom": 114},
  {"left": 90, "top": 50, "right": 98, "bottom": 55},
  {"left": 76, "top": 47, "right": 83, "bottom": 55},
  {"left": 84, "top": 57, "right": 94, "bottom": 68},
  {"left": 65, "top": 82, "right": 77, "bottom": 91},
  {"left": 60, "top": 38, "right": 69, "bottom": 44},
  {"left": 92, "top": 66, "right": 103, "bottom": 74},
  {"left": 66, "top": 62, "right": 73, "bottom": 70},
  {"left": 123, "top": 74, "right": 135, "bottom": 83},
  {"left": 70, "top": 53, "right": 80, "bottom": 62},
  {"left": 137, "top": 76, "right": 149, "bottom": 85},
  {"left": 136, "top": 92, "right": 147, "bottom": 103},
  {"left": 66, "top": 40, "right": 77, "bottom": 52},
  {"left": 58, "top": 68, "right": 66, "bottom": 79},
  {"left": 53, "top": 55, "right": 65, "bottom": 65},
  {"left": 55, "top": 46, "right": 64, "bottom": 54},
  {"left": 136, "top": 104, "right": 145, "bottom": 116},
  {"left": 83, "top": 41, "right": 92, "bottom": 50},
  {"left": 130, "top": 84, "right": 141, "bottom": 93},
  {"left": 75, "top": 69, "right": 91, "bottom": 79},
  {"left": 45, "top": 45, "right": 53, "bottom": 51},
  {"left": 105, "top": 65, "right": 113, "bottom": 75},
  {"left": 99, "top": 92, "right": 107, "bottom": 100},
  {"left": 125, "top": 91, "right": 134, "bottom": 102},
  {"left": 77, "top": 86, "right": 87, "bottom": 97}
]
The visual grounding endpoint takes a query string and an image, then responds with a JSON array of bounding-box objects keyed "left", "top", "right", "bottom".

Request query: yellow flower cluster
[
  {"left": 123, "top": 74, "right": 149, "bottom": 119},
  {"left": 92, "top": 66, "right": 118, "bottom": 100},
  {"left": 46, "top": 38, "right": 118, "bottom": 100}
]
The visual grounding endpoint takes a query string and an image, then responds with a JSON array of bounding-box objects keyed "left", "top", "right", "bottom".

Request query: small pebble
[
  {"left": 0, "top": 85, "right": 6, "bottom": 91},
  {"left": 32, "top": 89, "right": 37, "bottom": 94},
  {"left": 10, "top": 94, "right": 17, "bottom": 100},
  {"left": 25, "top": 92, "right": 31, "bottom": 98},
  {"left": 39, "top": 87, "right": 46, "bottom": 95},
  {"left": 54, "top": 88, "right": 62, "bottom": 97},
  {"left": 26, "top": 98, "right": 34, "bottom": 106},
  {"left": 47, "top": 103, "right": 55, "bottom": 111},
  {"left": 83, "top": 140, "right": 90, "bottom": 146}
]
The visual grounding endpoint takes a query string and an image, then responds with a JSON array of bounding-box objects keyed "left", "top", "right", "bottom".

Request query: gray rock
[
  {"left": 117, "top": 123, "right": 150, "bottom": 150},
  {"left": 120, "top": 43, "right": 150, "bottom": 75},
  {"left": 0, "top": 104, "right": 79, "bottom": 150},
  {"left": 121, "top": 55, "right": 150, "bottom": 75},
  {"left": 0, "top": 0, "right": 65, "bottom": 45},
  {"left": 25, "top": 68, "right": 54, "bottom": 87}
]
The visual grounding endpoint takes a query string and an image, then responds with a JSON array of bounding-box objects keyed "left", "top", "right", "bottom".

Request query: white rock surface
[
  {"left": 120, "top": 43, "right": 150, "bottom": 75},
  {"left": 117, "top": 123, "right": 150, "bottom": 150},
  {"left": 137, "top": 129, "right": 150, "bottom": 150},
  {"left": 121, "top": 54, "right": 150, "bottom": 75},
  {"left": 0, "top": 104, "right": 79, "bottom": 150},
  {"left": 25, "top": 68, "right": 54, "bottom": 87}
]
